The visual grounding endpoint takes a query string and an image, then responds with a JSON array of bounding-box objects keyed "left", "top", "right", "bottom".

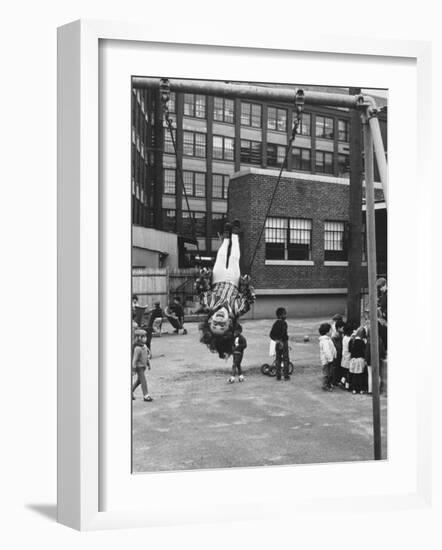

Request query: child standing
[
  {"left": 331, "top": 318, "right": 344, "bottom": 386},
  {"left": 270, "top": 307, "right": 291, "bottom": 381},
  {"left": 132, "top": 329, "right": 153, "bottom": 402},
  {"left": 340, "top": 322, "right": 353, "bottom": 390},
  {"left": 349, "top": 327, "right": 367, "bottom": 394},
  {"left": 318, "top": 322, "right": 337, "bottom": 391},
  {"left": 229, "top": 324, "right": 247, "bottom": 383}
]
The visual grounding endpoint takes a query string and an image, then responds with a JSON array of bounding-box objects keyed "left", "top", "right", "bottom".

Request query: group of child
[
  {"left": 319, "top": 313, "right": 387, "bottom": 394},
  {"left": 231, "top": 306, "right": 387, "bottom": 395},
  {"left": 131, "top": 299, "right": 387, "bottom": 402}
]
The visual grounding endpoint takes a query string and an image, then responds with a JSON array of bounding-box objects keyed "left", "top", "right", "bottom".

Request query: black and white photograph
[{"left": 130, "top": 76, "right": 388, "bottom": 473}]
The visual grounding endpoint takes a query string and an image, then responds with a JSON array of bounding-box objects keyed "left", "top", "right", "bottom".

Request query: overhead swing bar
[{"left": 135, "top": 76, "right": 364, "bottom": 108}]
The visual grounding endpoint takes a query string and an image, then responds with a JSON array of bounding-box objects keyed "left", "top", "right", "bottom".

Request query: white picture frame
[{"left": 57, "top": 19, "right": 433, "bottom": 531}]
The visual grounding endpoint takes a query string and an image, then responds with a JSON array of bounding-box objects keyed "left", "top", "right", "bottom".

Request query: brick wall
[{"left": 229, "top": 172, "right": 354, "bottom": 290}]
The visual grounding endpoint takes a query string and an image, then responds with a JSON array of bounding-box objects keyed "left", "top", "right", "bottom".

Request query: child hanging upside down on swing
[{"left": 195, "top": 219, "right": 256, "bottom": 360}]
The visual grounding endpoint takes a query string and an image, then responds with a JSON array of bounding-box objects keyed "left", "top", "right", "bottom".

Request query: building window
[
  {"left": 265, "top": 217, "right": 312, "bottom": 261},
  {"left": 267, "top": 143, "right": 286, "bottom": 167},
  {"left": 164, "top": 169, "right": 176, "bottom": 194},
  {"left": 324, "top": 221, "right": 347, "bottom": 261},
  {"left": 182, "top": 171, "right": 206, "bottom": 197},
  {"left": 338, "top": 154, "right": 350, "bottom": 177},
  {"left": 289, "top": 219, "right": 312, "bottom": 260},
  {"left": 265, "top": 217, "right": 287, "bottom": 260},
  {"left": 183, "top": 131, "right": 206, "bottom": 157},
  {"left": 164, "top": 129, "right": 176, "bottom": 154},
  {"left": 183, "top": 93, "right": 206, "bottom": 118},
  {"left": 163, "top": 209, "right": 176, "bottom": 232},
  {"left": 213, "top": 135, "right": 234, "bottom": 161},
  {"left": 169, "top": 92, "right": 176, "bottom": 114},
  {"left": 267, "top": 107, "right": 287, "bottom": 132},
  {"left": 293, "top": 147, "right": 311, "bottom": 171},
  {"left": 194, "top": 172, "right": 206, "bottom": 197},
  {"left": 240, "top": 139, "right": 261, "bottom": 165},
  {"left": 182, "top": 211, "right": 206, "bottom": 237},
  {"left": 315, "top": 150, "right": 334, "bottom": 174},
  {"left": 299, "top": 113, "right": 311, "bottom": 136},
  {"left": 213, "top": 97, "right": 234, "bottom": 123},
  {"left": 315, "top": 115, "right": 334, "bottom": 139},
  {"left": 211, "top": 213, "right": 227, "bottom": 236},
  {"left": 241, "top": 102, "right": 262, "bottom": 128},
  {"left": 338, "top": 119, "right": 350, "bottom": 142},
  {"left": 212, "top": 174, "right": 229, "bottom": 199}
]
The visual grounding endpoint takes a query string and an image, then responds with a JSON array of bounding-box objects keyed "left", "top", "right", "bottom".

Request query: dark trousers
[
  {"left": 132, "top": 367, "right": 148, "bottom": 396},
  {"left": 232, "top": 352, "right": 243, "bottom": 376},
  {"left": 322, "top": 362, "right": 335, "bottom": 389},
  {"left": 333, "top": 363, "right": 346, "bottom": 385},
  {"left": 276, "top": 341, "right": 289, "bottom": 378},
  {"left": 349, "top": 371, "right": 367, "bottom": 393}
]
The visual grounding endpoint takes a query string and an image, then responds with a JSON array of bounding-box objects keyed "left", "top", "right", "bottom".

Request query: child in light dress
[
  {"left": 348, "top": 327, "right": 367, "bottom": 394},
  {"left": 340, "top": 322, "right": 353, "bottom": 390}
]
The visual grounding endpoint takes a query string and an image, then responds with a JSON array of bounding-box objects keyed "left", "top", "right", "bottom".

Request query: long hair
[{"left": 199, "top": 316, "right": 242, "bottom": 359}]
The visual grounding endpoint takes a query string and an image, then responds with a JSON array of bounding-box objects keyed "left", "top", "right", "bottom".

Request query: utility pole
[{"left": 346, "top": 88, "right": 363, "bottom": 326}]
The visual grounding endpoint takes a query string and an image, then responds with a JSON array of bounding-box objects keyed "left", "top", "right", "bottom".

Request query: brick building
[{"left": 229, "top": 169, "right": 385, "bottom": 318}]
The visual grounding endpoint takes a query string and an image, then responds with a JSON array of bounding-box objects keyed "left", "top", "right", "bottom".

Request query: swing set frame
[{"left": 134, "top": 76, "right": 388, "bottom": 461}]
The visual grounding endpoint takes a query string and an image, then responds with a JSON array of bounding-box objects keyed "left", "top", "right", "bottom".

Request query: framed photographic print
[{"left": 57, "top": 19, "right": 432, "bottom": 530}]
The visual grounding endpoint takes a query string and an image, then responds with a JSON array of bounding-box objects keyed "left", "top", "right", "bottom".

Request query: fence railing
[{"left": 132, "top": 267, "right": 199, "bottom": 309}]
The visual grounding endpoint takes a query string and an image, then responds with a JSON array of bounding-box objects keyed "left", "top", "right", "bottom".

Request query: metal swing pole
[
  {"left": 362, "top": 113, "right": 382, "bottom": 460},
  {"left": 366, "top": 102, "right": 388, "bottom": 207}
]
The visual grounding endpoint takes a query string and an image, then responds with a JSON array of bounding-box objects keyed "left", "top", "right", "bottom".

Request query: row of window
[
  {"left": 265, "top": 217, "right": 348, "bottom": 262},
  {"left": 164, "top": 169, "right": 229, "bottom": 199},
  {"left": 163, "top": 209, "right": 224, "bottom": 237},
  {"left": 164, "top": 131, "right": 350, "bottom": 175},
  {"left": 167, "top": 91, "right": 349, "bottom": 139},
  {"left": 161, "top": 210, "right": 352, "bottom": 261}
]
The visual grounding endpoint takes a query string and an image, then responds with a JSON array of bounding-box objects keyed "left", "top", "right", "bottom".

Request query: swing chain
[
  {"left": 247, "top": 90, "right": 305, "bottom": 272},
  {"left": 158, "top": 78, "right": 202, "bottom": 266},
  {"left": 291, "top": 89, "right": 305, "bottom": 141},
  {"left": 159, "top": 78, "right": 173, "bottom": 125}
]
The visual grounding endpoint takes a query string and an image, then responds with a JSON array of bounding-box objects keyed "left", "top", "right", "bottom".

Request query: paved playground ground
[{"left": 132, "top": 318, "right": 387, "bottom": 473}]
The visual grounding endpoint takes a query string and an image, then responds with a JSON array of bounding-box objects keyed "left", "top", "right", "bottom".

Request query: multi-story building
[
  {"left": 131, "top": 80, "right": 387, "bottom": 317},
  {"left": 132, "top": 82, "right": 386, "bottom": 262}
]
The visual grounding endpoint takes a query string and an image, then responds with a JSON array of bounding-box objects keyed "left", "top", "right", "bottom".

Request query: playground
[{"left": 132, "top": 317, "right": 388, "bottom": 473}]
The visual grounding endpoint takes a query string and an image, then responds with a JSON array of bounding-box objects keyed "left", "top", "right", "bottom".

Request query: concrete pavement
[{"left": 132, "top": 318, "right": 387, "bottom": 472}]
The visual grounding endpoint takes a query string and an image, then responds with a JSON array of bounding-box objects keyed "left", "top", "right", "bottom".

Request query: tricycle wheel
[
  {"left": 261, "top": 363, "right": 270, "bottom": 375},
  {"left": 268, "top": 364, "right": 277, "bottom": 377}
]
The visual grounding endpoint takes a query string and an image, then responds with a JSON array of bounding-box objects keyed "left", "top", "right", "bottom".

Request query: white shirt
[
  {"left": 319, "top": 335, "right": 337, "bottom": 366},
  {"left": 341, "top": 335, "right": 352, "bottom": 369}
]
